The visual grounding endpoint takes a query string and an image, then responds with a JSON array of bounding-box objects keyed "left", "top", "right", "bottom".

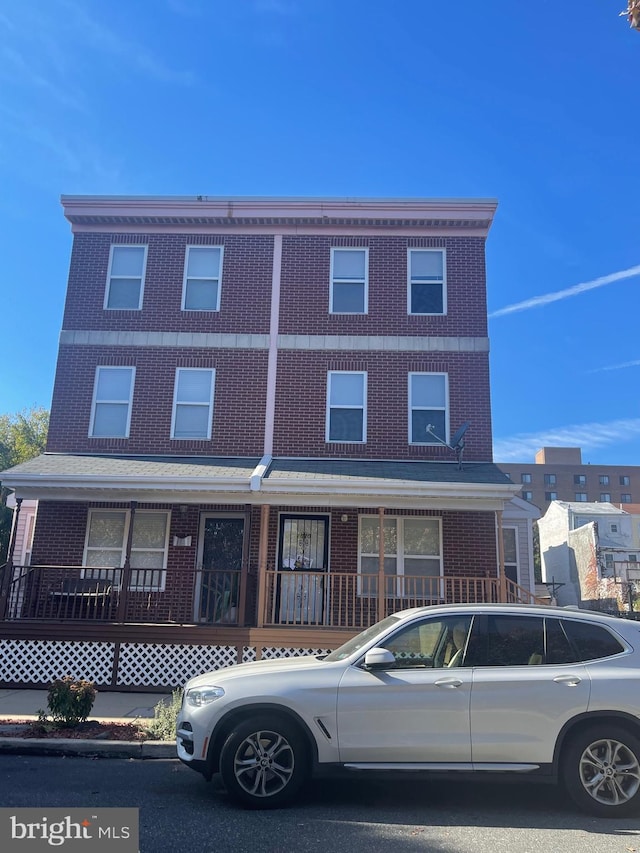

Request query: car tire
[
  {"left": 562, "top": 724, "right": 640, "bottom": 817},
  {"left": 219, "top": 714, "right": 309, "bottom": 809}
]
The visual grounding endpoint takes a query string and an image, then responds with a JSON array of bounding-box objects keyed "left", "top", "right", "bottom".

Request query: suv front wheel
[
  {"left": 219, "top": 714, "right": 309, "bottom": 809},
  {"left": 563, "top": 724, "right": 640, "bottom": 817}
]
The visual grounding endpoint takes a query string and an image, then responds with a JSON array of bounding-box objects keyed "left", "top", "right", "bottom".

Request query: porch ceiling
[{"left": 1, "top": 453, "right": 520, "bottom": 510}]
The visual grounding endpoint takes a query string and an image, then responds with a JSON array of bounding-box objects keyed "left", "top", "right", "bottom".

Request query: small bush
[
  {"left": 41, "top": 676, "right": 97, "bottom": 727},
  {"left": 144, "top": 689, "right": 183, "bottom": 741}
]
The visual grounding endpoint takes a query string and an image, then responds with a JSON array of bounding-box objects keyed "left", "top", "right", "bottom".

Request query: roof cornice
[{"left": 60, "top": 195, "right": 497, "bottom": 234}]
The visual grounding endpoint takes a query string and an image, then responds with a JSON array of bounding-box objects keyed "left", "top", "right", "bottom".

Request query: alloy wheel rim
[
  {"left": 579, "top": 738, "right": 640, "bottom": 806},
  {"left": 233, "top": 729, "right": 295, "bottom": 797}
]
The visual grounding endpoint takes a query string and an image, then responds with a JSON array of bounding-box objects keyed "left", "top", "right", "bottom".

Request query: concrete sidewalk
[{"left": 0, "top": 688, "right": 177, "bottom": 759}]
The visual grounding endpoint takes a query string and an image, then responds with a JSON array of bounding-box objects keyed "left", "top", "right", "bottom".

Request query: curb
[{"left": 0, "top": 738, "right": 176, "bottom": 759}]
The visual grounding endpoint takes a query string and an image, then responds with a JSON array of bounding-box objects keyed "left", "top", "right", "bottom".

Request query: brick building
[{"left": 0, "top": 196, "right": 525, "bottom": 689}]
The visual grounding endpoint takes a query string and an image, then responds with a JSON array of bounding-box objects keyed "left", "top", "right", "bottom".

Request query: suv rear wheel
[
  {"left": 219, "top": 714, "right": 309, "bottom": 809},
  {"left": 563, "top": 724, "right": 640, "bottom": 817}
]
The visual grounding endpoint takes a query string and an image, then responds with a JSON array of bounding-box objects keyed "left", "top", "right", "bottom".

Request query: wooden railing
[
  {"left": 0, "top": 564, "right": 246, "bottom": 625},
  {"left": 262, "top": 570, "right": 541, "bottom": 630}
]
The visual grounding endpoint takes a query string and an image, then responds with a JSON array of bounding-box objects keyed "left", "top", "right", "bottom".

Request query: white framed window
[
  {"left": 326, "top": 371, "right": 366, "bottom": 443},
  {"left": 89, "top": 366, "right": 135, "bottom": 438},
  {"left": 83, "top": 509, "right": 170, "bottom": 591},
  {"left": 599, "top": 475, "right": 610, "bottom": 486},
  {"left": 575, "top": 492, "right": 588, "bottom": 502},
  {"left": 600, "top": 493, "right": 612, "bottom": 502},
  {"left": 601, "top": 552, "right": 615, "bottom": 578},
  {"left": 104, "top": 245, "right": 147, "bottom": 310},
  {"left": 408, "top": 248, "right": 446, "bottom": 315},
  {"left": 409, "top": 373, "right": 448, "bottom": 444},
  {"left": 182, "top": 246, "right": 223, "bottom": 311},
  {"left": 358, "top": 516, "right": 442, "bottom": 597},
  {"left": 502, "top": 526, "right": 519, "bottom": 585},
  {"left": 171, "top": 368, "right": 215, "bottom": 440},
  {"left": 330, "top": 248, "right": 368, "bottom": 314}
]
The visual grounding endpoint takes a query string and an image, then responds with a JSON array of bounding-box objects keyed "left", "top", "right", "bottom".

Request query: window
[
  {"left": 105, "top": 245, "right": 147, "bottom": 310},
  {"left": 522, "top": 491, "right": 533, "bottom": 502},
  {"left": 610, "top": 523, "right": 618, "bottom": 534},
  {"left": 629, "top": 554, "right": 638, "bottom": 563},
  {"left": 600, "top": 493, "right": 611, "bottom": 502},
  {"left": 602, "top": 553, "right": 615, "bottom": 578},
  {"left": 545, "top": 491, "right": 558, "bottom": 501},
  {"left": 621, "top": 494, "right": 632, "bottom": 503},
  {"left": 561, "top": 619, "right": 624, "bottom": 660},
  {"left": 380, "top": 615, "right": 472, "bottom": 669},
  {"left": 330, "top": 248, "right": 368, "bottom": 313},
  {"left": 408, "top": 373, "right": 448, "bottom": 444},
  {"left": 358, "top": 516, "right": 442, "bottom": 597},
  {"left": 468, "top": 615, "right": 544, "bottom": 667},
  {"left": 327, "top": 371, "right": 366, "bottom": 442},
  {"left": 521, "top": 473, "right": 532, "bottom": 484},
  {"left": 620, "top": 475, "right": 630, "bottom": 486},
  {"left": 171, "top": 368, "right": 215, "bottom": 440},
  {"left": 182, "top": 246, "right": 223, "bottom": 311},
  {"left": 575, "top": 493, "right": 588, "bottom": 502},
  {"left": 574, "top": 474, "right": 587, "bottom": 486},
  {"left": 89, "top": 366, "right": 135, "bottom": 438},
  {"left": 544, "top": 473, "right": 556, "bottom": 486},
  {"left": 408, "top": 249, "right": 446, "bottom": 314},
  {"left": 84, "top": 509, "right": 169, "bottom": 590},
  {"left": 599, "top": 475, "right": 610, "bottom": 486},
  {"left": 502, "top": 527, "right": 518, "bottom": 584}
]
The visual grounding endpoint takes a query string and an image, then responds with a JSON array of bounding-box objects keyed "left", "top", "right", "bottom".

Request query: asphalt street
[{"left": 2, "top": 755, "right": 639, "bottom": 853}]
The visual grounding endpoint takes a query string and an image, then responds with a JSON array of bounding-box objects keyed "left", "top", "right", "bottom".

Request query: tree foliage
[{"left": 0, "top": 407, "right": 49, "bottom": 563}]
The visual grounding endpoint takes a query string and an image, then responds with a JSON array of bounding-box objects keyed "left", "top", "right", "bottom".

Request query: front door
[
  {"left": 195, "top": 515, "right": 245, "bottom": 623},
  {"left": 277, "top": 514, "right": 329, "bottom": 624}
]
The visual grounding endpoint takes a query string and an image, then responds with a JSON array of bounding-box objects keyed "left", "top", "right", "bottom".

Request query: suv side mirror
[{"left": 363, "top": 647, "right": 396, "bottom": 670}]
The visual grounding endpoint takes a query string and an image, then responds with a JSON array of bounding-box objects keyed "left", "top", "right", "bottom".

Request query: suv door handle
[
  {"left": 553, "top": 674, "right": 582, "bottom": 686},
  {"left": 434, "top": 677, "right": 463, "bottom": 688}
]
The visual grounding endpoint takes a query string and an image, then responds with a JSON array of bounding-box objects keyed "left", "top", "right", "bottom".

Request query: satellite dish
[{"left": 425, "top": 421, "right": 470, "bottom": 469}]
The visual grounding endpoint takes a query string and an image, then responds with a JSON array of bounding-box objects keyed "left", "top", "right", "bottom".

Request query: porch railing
[
  {"left": 0, "top": 564, "right": 246, "bottom": 625},
  {"left": 262, "top": 570, "right": 541, "bottom": 630}
]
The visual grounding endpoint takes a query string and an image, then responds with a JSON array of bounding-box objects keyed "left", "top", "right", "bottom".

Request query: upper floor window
[
  {"left": 599, "top": 475, "right": 610, "bottom": 486},
  {"left": 182, "top": 246, "right": 223, "bottom": 311},
  {"left": 620, "top": 475, "right": 631, "bottom": 486},
  {"left": 574, "top": 474, "right": 587, "bottom": 486},
  {"left": 408, "top": 249, "right": 446, "bottom": 315},
  {"left": 522, "top": 490, "right": 533, "bottom": 501},
  {"left": 105, "top": 245, "right": 147, "bottom": 310},
  {"left": 521, "top": 473, "right": 532, "bottom": 484},
  {"left": 89, "top": 366, "right": 135, "bottom": 438},
  {"left": 621, "top": 493, "right": 632, "bottom": 503},
  {"left": 600, "top": 493, "right": 612, "bottom": 502},
  {"left": 545, "top": 491, "right": 558, "bottom": 501},
  {"left": 171, "top": 368, "right": 215, "bottom": 440},
  {"left": 326, "top": 371, "right": 366, "bottom": 443},
  {"left": 575, "top": 492, "right": 588, "bottom": 502},
  {"left": 330, "top": 248, "right": 368, "bottom": 314},
  {"left": 544, "top": 473, "right": 556, "bottom": 486},
  {"left": 408, "top": 373, "right": 448, "bottom": 444}
]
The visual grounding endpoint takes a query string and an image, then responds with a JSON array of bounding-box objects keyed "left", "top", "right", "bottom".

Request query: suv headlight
[{"left": 185, "top": 686, "right": 225, "bottom": 707}]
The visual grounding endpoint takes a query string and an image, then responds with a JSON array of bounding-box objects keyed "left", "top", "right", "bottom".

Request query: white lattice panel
[
  {"left": 0, "top": 639, "right": 115, "bottom": 685},
  {"left": 117, "top": 643, "right": 239, "bottom": 687},
  {"left": 242, "top": 646, "right": 256, "bottom": 662},
  {"left": 260, "top": 647, "right": 331, "bottom": 660}
]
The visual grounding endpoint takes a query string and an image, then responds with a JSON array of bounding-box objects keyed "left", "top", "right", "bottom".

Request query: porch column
[
  {"left": 496, "top": 509, "right": 507, "bottom": 602},
  {"left": 256, "top": 504, "right": 270, "bottom": 628},
  {"left": 377, "top": 507, "right": 385, "bottom": 622},
  {"left": 115, "top": 501, "right": 137, "bottom": 622},
  {"left": 0, "top": 497, "right": 22, "bottom": 618}
]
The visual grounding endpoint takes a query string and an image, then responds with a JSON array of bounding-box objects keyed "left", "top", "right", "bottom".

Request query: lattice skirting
[{"left": 0, "top": 640, "right": 333, "bottom": 689}]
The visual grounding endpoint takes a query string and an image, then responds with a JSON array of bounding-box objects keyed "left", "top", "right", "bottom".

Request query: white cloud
[
  {"left": 589, "top": 359, "right": 640, "bottom": 373},
  {"left": 489, "top": 265, "right": 640, "bottom": 319},
  {"left": 494, "top": 418, "right": 640, "bottom": 461}
]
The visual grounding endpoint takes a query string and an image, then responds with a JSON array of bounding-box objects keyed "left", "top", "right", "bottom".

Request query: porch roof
[{"left": 1, "top": 453, "right": 519, "bottom": 510}]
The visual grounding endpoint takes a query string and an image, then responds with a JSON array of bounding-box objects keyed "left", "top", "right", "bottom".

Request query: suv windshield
[{"left": 324, "top": 614, "right": 401, "bottom": 662}]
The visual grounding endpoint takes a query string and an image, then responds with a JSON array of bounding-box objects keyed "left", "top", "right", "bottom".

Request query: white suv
[{"left": 176, "top": 604, "right": 640, "bottom": 816}]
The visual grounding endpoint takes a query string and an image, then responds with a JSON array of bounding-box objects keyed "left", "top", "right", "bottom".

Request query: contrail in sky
[{"left": 489, "top": 265, "right": 640, "bottom": 318}]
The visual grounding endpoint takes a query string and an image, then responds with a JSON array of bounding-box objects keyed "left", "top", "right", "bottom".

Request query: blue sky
[{"left": 2, "top": 0, "right": 640, "bottom": 465}]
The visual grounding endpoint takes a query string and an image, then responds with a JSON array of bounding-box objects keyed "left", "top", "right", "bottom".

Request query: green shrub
[
  {"left": 42, "top": 676, "right": 97, "bottom": 727},
  {"left": 144, "top": 689, "right": 183, "bottom": 741}
]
